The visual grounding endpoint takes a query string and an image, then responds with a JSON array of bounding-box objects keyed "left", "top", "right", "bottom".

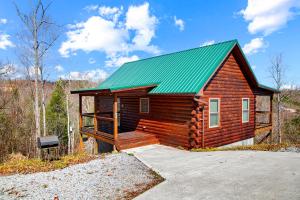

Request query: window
[
  {"left": 140, "top": 98, "right": 149, "bottom": 113},
  {"left": 209, "top": 98, "right": 220, "bottom": 128},
  {"left": 242, "top": 98, "right": 249, "bottom": 123}
]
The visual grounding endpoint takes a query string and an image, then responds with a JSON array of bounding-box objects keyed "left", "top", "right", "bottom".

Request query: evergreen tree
[{"left": 46, "top": 80, "right": 68, "bottom": 145}]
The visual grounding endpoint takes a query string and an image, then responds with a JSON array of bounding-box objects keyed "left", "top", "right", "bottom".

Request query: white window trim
[
  {"left": 140, "top": 98, "right": 149, "bottom": 113},
  {"left": 242, "top": 98, "right": 250, "bottom": 123},
  {"left": 209, "top": 98, "right": 220, "bottom": 128}
]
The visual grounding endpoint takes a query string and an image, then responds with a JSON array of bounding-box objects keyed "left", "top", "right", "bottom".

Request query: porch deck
[{"left": 80, "top": 127, "right": 159, "bottom": 150}]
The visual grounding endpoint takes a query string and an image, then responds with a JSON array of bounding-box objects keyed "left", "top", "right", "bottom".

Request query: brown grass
[
  {"left": 0, "top": 152, "right": 96, "bottom": 176},
  {"left": 191, "top": 143, "right": 300, "bottom": 152}
]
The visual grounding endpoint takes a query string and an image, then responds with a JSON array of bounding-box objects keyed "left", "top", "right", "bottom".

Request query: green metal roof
[
  {"left": 98, "top": 40, "right": 237, "bottom": 94},
  {"left": 72, "top": 39, "right": 277, "bottom": 94}
]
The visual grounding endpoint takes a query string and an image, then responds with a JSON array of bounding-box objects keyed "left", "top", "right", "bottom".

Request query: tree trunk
[
  {"left": 66, "top": 90, "right": 71, "bottom": 154},
  {"left": 277, "top": 93, "right": 281, "bottom": 143},
  {"left": 41, "top": 78, "right": 47, "bottom": 137},
  {"left": 33, "top": 15, "right": 41, "bottom": 158}
]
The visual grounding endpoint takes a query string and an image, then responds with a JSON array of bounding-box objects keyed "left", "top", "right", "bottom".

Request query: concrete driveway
[{"left": 125, "top": 144, "right": 300, "bottom": 200}]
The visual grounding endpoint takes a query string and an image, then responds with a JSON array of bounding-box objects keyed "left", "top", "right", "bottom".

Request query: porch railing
[{"left": 79, "top": 94, "right": 119, "bottom": 149}]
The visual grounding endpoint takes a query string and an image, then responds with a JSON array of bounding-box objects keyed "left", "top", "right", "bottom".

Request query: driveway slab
[{"left": 125, "top": 144, "right": 300, "bottom": 200}]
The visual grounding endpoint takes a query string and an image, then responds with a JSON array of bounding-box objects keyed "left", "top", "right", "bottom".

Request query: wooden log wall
[
  {"left": 192, "top": 53, "right": 256, "bottom": 148},
  {"left": 120, "top": 95, "right": 193, "bottom": 148}
]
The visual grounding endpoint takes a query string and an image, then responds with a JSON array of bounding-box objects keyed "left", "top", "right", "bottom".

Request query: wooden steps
[{"left": 117, "top": 131, "right": 159, "bottom": 150}]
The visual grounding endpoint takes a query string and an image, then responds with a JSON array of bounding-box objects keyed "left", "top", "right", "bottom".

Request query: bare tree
[
  {"left": 66, "top": 77, "right": 71, "bottom": 154},
  {"left": 14, "top": 0, "right": 59, "bottom": 157},
  {"left": 269, "top": 54, "right": 285, "bottom": 143}
]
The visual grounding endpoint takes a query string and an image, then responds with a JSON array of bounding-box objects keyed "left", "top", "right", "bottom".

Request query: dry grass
[
  {"left": 191, "top": 143, "right": 300, "bottom": 152},
  {"left": 119, "top": 169, "right": 164, "bottom": 200},
  {"left": 0, "top": 152, "right": 96, "bottom": 176}
]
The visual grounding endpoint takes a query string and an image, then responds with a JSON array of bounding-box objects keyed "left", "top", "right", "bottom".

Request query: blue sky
[{"left": 0, "top": 0, "right": 299, "bottom": 88}]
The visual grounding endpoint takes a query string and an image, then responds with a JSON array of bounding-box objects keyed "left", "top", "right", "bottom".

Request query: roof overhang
[
  {"left": 70, "top": 84, "right": 158, "bottom": 95},
  {"left": 258, "top": 84, "right": 280, "bottom": 93}
]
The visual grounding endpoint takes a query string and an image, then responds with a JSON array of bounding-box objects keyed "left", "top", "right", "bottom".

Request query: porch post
[
  {"left": 113, "top": 94, "right": 118, "bottom": 150},
  {"left": 94, "top": 96, "right": 98, "bottom": 134},
  {"left": 93, "top": 96, "right": 98, "bottom": 154},
  {"left": 79, "top": 95, "right": 84, "bottom": 151},
  {"left": 269, "top": 95, "right": 273, "bottom": 142}
]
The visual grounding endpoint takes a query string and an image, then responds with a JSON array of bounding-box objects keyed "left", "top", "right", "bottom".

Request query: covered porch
[
  {"left": 254, "top": 87, "right": 275, "bottom": 143},
  {"left": 73, "top": 85, "right": 159, "bottom": 151}
]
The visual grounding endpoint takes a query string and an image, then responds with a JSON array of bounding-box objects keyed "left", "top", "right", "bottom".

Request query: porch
[
  {"left": 76, "top": 86, "right": 160, "bottom": 151},
  {"left": 80, "top": 127, "right": 159, "bottom": 150},
  {"left": 254, "top": 93, "right": 274, "bottom": 143}
]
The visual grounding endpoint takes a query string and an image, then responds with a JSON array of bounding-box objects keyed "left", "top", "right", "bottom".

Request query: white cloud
[
  {"left": 84, "top": 5, "right": 99, "bottom": 12},
  {"left": 242, "top": 37, "right": 267, "bottom": 55},
  {"left": 282, "top": 84, "right": 299, "bottom": 90},
  {"left": 0, "top": 63, "right": 14, "bottom": 75},
  {"left": 125, "top": 2, "right": 159, "bottom": 54},
  {"left": 88, "top": 58, "right": 96, "bottom": 64},
  {"left": 0, "top": 33, "right": 14, "bottom": 49},
  {"left": 105, "top": 55, "right": 139, "bottom": 67},
  {"left": 99, "top": 6, "right": 123, "bottom": 23},
  {"left": 174, "top": 16, "right": 185, "bottom": 31},
  {"left": 0, "top": 18, "right": 7, "bottom": 24},
  {"left": 27, "top": 66, "right": 41, "bottom": 77},
  {"left": 59, "top": 2, "right": 159, "bottom": 66},
  {"left": 240, "top": 0, "right": 300, "bottom": 35},
  {"left": 60, "top": 69, "right": 109, "bottom": 82},
  {"left": 59, "top": 16, "right": 128, "bottom": 58},
  {"left": 200, "top": 40, "right": 215, "bottom": 47},
  {"left": 55, "top": 65, "right": 64, "bottom": 72}
]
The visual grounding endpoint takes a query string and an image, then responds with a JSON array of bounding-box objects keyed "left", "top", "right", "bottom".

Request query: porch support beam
[
  {"left": 93, "top": 96, "right": 98, "bottom": 154},
  {"left": 113, "top": 94, "right": 118, "bottom": 150},
  {"left": 79, "top": 95, "right": 84, "bottom": 151}
]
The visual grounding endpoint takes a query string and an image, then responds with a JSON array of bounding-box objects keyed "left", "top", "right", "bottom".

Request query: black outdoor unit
[{"left": 37, "top": 135, "right": 60, "bottom": 160}]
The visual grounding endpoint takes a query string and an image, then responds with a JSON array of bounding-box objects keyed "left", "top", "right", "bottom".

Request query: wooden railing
[
  {"left": 80, "top": 112, "right": 116, "bottom": 144},
  {"left": 82, "top": 112, "right": 114, "bottom": 121},
  {"left": 78, "top": 94, "right": 123, "bottom": 150},
  {"left": 80, "top": 126, "right": 115, "bottom": 144}
]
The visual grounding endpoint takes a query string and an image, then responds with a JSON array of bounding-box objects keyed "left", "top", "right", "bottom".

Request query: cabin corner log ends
[{"left": 189, "top": 97, "right": 206, "bottom": 149}]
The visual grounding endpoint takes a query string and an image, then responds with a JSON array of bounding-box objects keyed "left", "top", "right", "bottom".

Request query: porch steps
[{"left": 118, "top": 131, "right": 159, "bottom": 150}]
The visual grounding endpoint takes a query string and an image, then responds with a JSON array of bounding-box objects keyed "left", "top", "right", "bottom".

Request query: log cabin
[{"left": 71, "top": 40, "right": 278, "bottom": 151}]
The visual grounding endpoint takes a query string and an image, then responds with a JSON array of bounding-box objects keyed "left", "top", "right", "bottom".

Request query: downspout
[{"left": 193, "top": 95, "right": 207, "bottom": 148}]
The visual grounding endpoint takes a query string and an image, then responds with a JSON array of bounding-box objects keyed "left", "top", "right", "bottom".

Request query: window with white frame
[
  {"left": 242, "top": 98, "right": 249, "bottom": 123},
  {"left": 209, "top": 98, "right": 220, "bottom": 128},
  {"left": 140, "top": 98, "right": 149, "bottom": 113}
]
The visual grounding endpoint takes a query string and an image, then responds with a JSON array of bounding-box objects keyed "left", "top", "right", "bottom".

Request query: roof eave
[
  {"left": 70, "top": 89, "right": 111, "bottom": 95},
  {"left": 258, "top": 84, "right": 280, "bottom": 93}
]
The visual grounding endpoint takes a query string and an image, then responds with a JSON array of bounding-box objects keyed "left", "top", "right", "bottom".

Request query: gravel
[{"left": 0, "top": 153, "right": 161, "bottom": 200}]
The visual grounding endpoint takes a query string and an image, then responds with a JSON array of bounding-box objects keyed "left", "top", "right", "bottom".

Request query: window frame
[
  {"left": 242, "top": 98, "right": 250, "bottom": 123},
  {"left": 209, "top": 98, "right": 220, "bottom": 128},
  {"left": 139, "top": 97, "right": 150, "bottom": 114}
]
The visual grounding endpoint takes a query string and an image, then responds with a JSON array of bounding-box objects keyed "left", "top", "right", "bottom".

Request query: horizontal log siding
[
  {"left": 120, "top": 96, "right": 192, "bottom": 148},
  {"left": 200, "top": 53, "right": 255, "bottom": 147}
]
